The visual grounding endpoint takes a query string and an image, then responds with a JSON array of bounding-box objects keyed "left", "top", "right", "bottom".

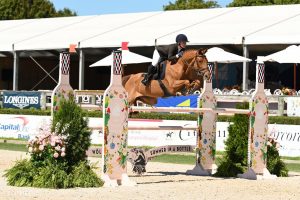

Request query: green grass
[
  {"left": 0, "top": 143, "right": 27, "bottom": 152},
  {"left": 281, "top": 156, "right": 300, "bottom": 160},
  {"left": 150, "top": 154, "right": 195, "bottom": 165},
  {"left": 285, "top": 163, "right": 300, "bottom": 172},
  {"left": 1, "top": 143, "right": 300, "bottom": 173}
]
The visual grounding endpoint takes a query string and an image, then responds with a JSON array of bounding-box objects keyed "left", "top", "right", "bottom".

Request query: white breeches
[{"left": 151, "top": 49, "right": 160, "bottom": 66}]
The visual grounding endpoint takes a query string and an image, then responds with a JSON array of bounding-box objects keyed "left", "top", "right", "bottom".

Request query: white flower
[
  {"left": 39, "top": 145, "right": 44, "bottom": 151},
  {"left": 61, "top": 152, "right": 66, "bottom": 157},
  {"left": 28, "top": 147, "right": 33, "bottom": 153},
  {"left": 53, "top": 152, "right": 59, "bottom": 158}
]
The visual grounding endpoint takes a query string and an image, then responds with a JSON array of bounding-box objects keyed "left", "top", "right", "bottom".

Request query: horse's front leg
[
  {"left": 188, "top": 80, "right": 201, "bottom": 94},
  {"left": 170, "top": 80, "right": 191, "bottom": 95}
]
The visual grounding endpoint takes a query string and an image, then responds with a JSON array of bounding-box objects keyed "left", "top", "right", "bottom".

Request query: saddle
[{"left": 152, "top": 61, "right": 167, "bottom": 80}]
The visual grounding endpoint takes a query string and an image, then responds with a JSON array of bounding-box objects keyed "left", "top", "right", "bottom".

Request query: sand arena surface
[{"left": 0, "top": 150, "right": 300, "bottom": 200}]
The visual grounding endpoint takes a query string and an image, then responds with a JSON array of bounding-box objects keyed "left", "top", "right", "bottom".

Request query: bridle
[{"left": 181, "top": 52, "right": 208, "bottom": 77}]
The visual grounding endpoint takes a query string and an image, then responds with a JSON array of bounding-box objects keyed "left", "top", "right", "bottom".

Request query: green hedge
[{"left": 0, "top": 108, "right": 299, "bottom": 124}]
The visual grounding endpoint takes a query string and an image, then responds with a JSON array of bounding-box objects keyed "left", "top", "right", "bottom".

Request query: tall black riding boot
[
  {"left": 141, "top": 65, "right": 155, "bottom": 86},
  {"left": 141, "top": 73, "right": 152, "bottom": 86}
]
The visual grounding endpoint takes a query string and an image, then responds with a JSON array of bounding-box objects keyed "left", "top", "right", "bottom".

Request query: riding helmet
[{"left": 176, "top": 34, "right": 189, "bottom": 43}]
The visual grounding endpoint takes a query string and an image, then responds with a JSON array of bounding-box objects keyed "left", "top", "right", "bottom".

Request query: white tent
[
  {"left": 206, "top": 47, "right": 251, "bottom": 63},
  {"left": 0, "top": 4, "right": 299, "bottom": 51},
  {"left": 263, "top": 45, "right": 300, "bottom": 63},
  {"left": 90, "top": 49, "right": 152, "bottom": 67},
  {"left": 1, "top": 5, "right": 300, "bottom": 91}
]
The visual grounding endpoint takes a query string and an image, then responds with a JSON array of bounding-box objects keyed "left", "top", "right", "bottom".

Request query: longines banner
[
  {"left": 0, "top": 114, "right": 299, "bottom": 156},
  {"left": 3, "top": 91, "right": 41, "bottom": 109}
]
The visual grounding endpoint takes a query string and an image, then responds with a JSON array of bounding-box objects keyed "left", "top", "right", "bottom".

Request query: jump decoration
[
  {"left": 51, "top": 52, "right": 73, "bottom": 115},
  {"left": 102, "top": 50, "right": 135, "bottom": 187},
  {"left": 238, "top": 57, "right": 276, "bottom": 180},
  {"left": 187, "top": 62, "right": 217, "bottom": 175}
]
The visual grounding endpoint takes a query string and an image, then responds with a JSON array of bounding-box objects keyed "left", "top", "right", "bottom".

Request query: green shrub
[
  {"left": 52, "top": 95, "right": 91, "bottom": 167},
  {"left": 5, "top": 159, "right": 35, "bottom": 187},
  {"left": 31, "top": 160, "right": 70, "bottom": 189},
  {"left": 1, "top": 106, "right": 300, "bottom": 124},
  {"left": 267, "top": 145, "right": 288, "bottom": 177},
  {"left": 4, "top": 97, "right": 103, "bottom": 188},
  {"left": 215, "top": 103, "right": 288, "bottom": 177},
  {"left": 71, "top": 161, "right": 103, "bottom": 187}
]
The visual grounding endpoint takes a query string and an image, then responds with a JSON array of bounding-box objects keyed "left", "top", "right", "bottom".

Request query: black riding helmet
[{"left": 176, "top": 34, "right": 189, "bottom": 43}]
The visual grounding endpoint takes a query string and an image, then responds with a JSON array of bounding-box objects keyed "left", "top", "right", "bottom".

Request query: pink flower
[
  {"left": 39, "top": 145, "right": 44, "bottom": 151},
  {"left": 53, "top": 152, "right": 59, "bottom": 158},
  {"left": 61, "top": 147, "right": 65, "bottom": 152},
  {"left": 51, "top": 141, "right": 56, "bottom": 147},
  {"left": 61, "top": 152, "right": 66, "bottom": 157},
  {"left": 55, "top": 146, "right": 61, "bottom": 151}
]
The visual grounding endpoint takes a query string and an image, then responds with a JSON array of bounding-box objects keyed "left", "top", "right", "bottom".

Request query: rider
[{"left": 141, "top": 34, "right": 189, "bottom": 86}]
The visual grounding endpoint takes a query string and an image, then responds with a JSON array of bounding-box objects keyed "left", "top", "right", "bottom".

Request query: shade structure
[
  {"left": 90, "top": 49, "right": 152, "bottom": 67},
  {"left": 263, "top": 45, "right": 300, "bottom": 90},
  {"left": 263, "top": 45, "right": 300, "bottom": 63},
  {"left": 206, "top": 47, "right": 252, "bottom": 63},
  {"left": 205, "top": 47, "right": 251, "bottom": 89}
]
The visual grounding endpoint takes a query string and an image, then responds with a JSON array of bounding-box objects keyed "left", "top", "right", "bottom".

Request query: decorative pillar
[
  {"left": 102, "top": 50, "right": 135, "bottom": 187},
  {"left": 238, "top": 56, "right": 276, "bottom": 180},
  {"left": 51, "top": 52, "right": 73, "bottom": 115},
  {"left": 187, "top": 62, "right": 217, "bottom": 175}
]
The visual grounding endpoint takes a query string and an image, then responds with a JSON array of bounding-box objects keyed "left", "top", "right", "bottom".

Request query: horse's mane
[
  {"left": 182, "top": 49, "right": 198, "bottom": 60},
  {"left": 181, "top": 49, "right": 207, "bottom": 61}
]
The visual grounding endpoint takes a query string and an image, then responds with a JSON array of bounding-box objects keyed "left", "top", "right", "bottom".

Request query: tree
[
  {"left": 0, "top": 0, "right": 76, "bottom": 20},
  {"left": 163, "top": 0, "right": 220, "bottom": 10},
  {"left": 228, "top": 0, "right": 300, "bottom": 7}
]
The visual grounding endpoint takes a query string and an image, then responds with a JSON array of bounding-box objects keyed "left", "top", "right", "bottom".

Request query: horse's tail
[{"left": 122, "top": 75, "right": 131, "bottom": 86}]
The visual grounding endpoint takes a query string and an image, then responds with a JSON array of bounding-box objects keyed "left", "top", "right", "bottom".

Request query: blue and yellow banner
[{"left": 155, "top": 95, "right": 198, "bottom": 108}]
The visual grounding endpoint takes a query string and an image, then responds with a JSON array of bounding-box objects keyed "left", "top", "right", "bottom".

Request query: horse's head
[{"left": 181, "top": 48, "right": 210, "bottom": 81}]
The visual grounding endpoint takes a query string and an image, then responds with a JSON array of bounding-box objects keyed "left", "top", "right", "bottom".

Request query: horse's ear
[{"left": 198, "top": 48, "right": 207, "bottom": 55}]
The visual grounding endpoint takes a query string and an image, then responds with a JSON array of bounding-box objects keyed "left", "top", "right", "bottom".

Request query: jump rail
[{"left": 100, "top": 51, "right": 276, "bottom": 186}]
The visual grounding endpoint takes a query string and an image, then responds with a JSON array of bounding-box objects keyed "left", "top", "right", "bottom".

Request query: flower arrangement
[
  {"left": 28, "top": 125, "right": 66, "bottom": 159},
  {"left": 281, "top": 87, "right": 296, "bottom": 95}
]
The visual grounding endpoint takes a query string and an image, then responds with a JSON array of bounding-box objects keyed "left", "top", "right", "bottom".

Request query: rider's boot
[
  {"left": 141, "top": 64, "right": 155, "bottom": 86},
  {"left": 141, "top": 73, "right": 152, "bottom": 86}
]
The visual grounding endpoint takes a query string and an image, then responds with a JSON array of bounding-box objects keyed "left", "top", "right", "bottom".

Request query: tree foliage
[
  {"left": 228, "top": 0, "right": 300, "bottom": 7},
  {"left": 0, "top": 0, "right": 76, "bottom": 20},
  {"left": 163, "top": 0, "right": 220, "bottom": 10}
]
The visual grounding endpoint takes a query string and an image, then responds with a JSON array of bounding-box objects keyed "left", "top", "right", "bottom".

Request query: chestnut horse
[{"left": 122, "top": 49, "right": 210, "bottom": 105}]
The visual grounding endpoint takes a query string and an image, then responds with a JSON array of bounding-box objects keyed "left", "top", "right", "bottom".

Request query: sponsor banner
[
  {"left": 269, "top": 124, "right": 300, "bottom": 157},
  {"left": 0, "top": 114, "right": 51, "bottom": 140},
  {"left": 287, "top": 97, "right": 300, "bottom": 117},
  {"left": 3, "top": 91, "right": 41, "bottom": 109},
  {"left": 0, "top": 114, "right": 299, "bottom": 156}
]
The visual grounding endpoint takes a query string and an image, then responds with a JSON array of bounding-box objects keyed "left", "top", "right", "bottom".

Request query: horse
[{"left": 122, "top": 48, "right": 210, "bottom": 105}]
